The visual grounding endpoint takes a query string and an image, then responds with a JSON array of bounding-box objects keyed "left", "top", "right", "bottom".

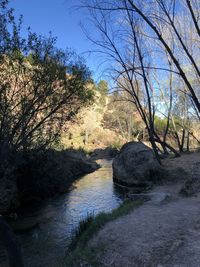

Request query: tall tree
[{"left": 0, "top": 0, "right": 93, "bottom": 155}]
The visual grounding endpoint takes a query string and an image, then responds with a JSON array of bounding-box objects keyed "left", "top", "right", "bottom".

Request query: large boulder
[{"left": 112, "top": 142, "right": 161, "bottom": 192}]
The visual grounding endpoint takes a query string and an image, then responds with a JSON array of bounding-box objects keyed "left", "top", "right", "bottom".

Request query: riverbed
[{"left": 0, "top": 159, "right": 124, "bottom": 267}]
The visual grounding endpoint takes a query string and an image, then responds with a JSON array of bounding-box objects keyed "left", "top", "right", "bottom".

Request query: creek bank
[
  {"left": 65, "top": 200, "right": 142, "bottom": 267},
  {"left": 0, "top": 149, "right": 100, "bottom": 214}
]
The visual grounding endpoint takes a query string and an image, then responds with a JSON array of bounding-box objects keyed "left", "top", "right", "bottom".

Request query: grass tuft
[{"left": 64, "top": 200, "right": 143, "bottom": 267}]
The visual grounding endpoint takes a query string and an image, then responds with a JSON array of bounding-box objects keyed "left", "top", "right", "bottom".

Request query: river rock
[{"left": 112, "top": 142, "right": 161, "bottom": 191}]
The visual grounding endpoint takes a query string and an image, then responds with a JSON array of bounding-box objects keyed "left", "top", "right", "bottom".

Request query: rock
[
  {"left": 0, "top": 178, "right": 19, "bottom": 214},
  {"left": 112, "top": 142, "right": 161, "bottom": 191}
]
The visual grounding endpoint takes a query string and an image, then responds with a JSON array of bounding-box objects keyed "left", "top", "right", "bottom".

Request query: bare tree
[
  {"left": 81, "top": 0, "right": 184, "bottom": 161},
  {"left": 82, "top": 0, "right": 200, "bottom": 115}
]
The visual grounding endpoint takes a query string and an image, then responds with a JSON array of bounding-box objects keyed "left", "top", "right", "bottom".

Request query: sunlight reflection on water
[{"left": 0, "top": 159, "right": 124, "bottom": 267}]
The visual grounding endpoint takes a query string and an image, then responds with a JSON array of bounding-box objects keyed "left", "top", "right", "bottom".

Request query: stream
[{"left": 0, "top": 159, "right": 125, "bottom": 267}]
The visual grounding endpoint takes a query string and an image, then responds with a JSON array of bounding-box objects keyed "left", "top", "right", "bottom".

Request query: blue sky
[{"left": 9, "top": 0, "right": 104, "bottom": 81}]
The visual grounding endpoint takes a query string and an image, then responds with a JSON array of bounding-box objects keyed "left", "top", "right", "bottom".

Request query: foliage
[
  {"left": 103, "top": 92, "right": 144, "bottom": 141},
  {"left": 0, "top": 0, "right": 95, "bottom": 214},
  {"left": 95, "top": 80, "right": 108, "bottom": 105},
  {"left": 154, "top": 116, "right": 180, "bottom": 134},
  {"left": 61, "top": 80, "right": 127, "bottom": 150},
  {"left": 61, "top": 82, "right": 146, "bottom": 151},
  {"left": 0, "top": 0, "right": 93, "bottom": 158}
]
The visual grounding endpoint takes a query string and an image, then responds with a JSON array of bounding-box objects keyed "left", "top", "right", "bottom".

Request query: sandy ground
[{"left": 88, "top": 152, "right": 200, "bottom": 267}]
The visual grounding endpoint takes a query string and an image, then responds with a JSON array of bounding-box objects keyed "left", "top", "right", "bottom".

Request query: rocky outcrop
[{"left": 112, "top": 142, "right": 161, "bottom": 192}]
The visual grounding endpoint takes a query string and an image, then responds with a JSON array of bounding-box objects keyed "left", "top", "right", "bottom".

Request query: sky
[{"left": 9, "top": 0, "right": 104, "bottom": 81}]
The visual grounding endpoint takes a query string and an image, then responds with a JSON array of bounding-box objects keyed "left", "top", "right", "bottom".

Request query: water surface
[{"left": 0, "top": 159, "right": 124, "bottom": 267}]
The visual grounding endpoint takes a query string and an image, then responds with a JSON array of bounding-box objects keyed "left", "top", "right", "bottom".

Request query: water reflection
[{"left": 0, "top": 159, "right": 124, "bottom": 267}]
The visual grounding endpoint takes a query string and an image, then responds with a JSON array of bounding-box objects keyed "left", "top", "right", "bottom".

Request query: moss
[{"left": 64, "top": 200, "right": 143, "bottom": 267}]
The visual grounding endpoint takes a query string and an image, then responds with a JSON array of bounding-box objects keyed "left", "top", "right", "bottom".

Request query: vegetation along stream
[{"left": 0, "top": 160, "right": 124, "bottom": 267}]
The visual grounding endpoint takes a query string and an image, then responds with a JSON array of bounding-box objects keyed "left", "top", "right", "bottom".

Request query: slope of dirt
[{"left": 88, "top": 152, "right": 200, "bottom": 267}]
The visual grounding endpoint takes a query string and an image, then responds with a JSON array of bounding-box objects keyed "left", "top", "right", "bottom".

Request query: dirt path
[{"left": 88, "top": 152, "right": 200, "bottom": 267}]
